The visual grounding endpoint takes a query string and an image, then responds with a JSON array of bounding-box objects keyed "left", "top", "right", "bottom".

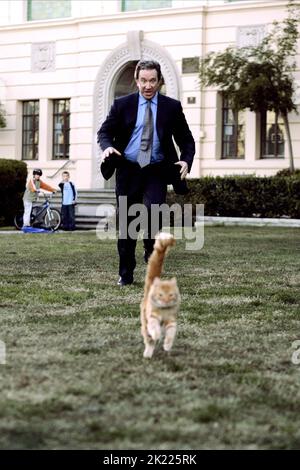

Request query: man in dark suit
[{"left": 98, "top": 60, "right": 195, "bottom": 286}]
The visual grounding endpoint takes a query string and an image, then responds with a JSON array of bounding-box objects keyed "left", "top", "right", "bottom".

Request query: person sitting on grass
[{"left": 22, "top": 168, "right": 56, "bottom": 228}]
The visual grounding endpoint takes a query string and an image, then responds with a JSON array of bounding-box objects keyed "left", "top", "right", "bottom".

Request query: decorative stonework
[
  {"left": 237, "top": 25, "right": 266, "bottom": 48},
  {"left": 127, "top": 30, "right": 144, "bottom": 59},
  {"left": 31, "top": 42, "right": 55, "bottom": 72},
  {"left": 92, "top": 31, "right": 181, "bottom": 188}
]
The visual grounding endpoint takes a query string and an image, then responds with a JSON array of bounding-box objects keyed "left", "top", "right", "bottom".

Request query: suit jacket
[{"left": 97, "top": 92, "right": 195, "bottom": 193}]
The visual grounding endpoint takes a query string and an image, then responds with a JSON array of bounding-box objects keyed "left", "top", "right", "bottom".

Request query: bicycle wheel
[
  {"left": 14, "top": 212, "right": 24, "bottom": 230},
  {"left": 44, "top": 209, "right": 61, "bottom": 231}
]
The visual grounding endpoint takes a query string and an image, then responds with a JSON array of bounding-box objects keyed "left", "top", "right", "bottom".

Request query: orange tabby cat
[{"left": 141, "top": 232, "right": 181, "bottom": 359}]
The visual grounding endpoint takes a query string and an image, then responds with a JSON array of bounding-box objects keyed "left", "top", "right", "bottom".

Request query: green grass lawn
[{"left": 0, "top": 226, "right": 300, "bottom": 449}]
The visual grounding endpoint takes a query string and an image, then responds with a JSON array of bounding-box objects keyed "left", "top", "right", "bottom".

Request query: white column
[
  {"left": 10, "top": 0, "right": 26, "bottom": 23},
  {"left": 38, "top": 99, "right": 52, "bottom": 164},
  {"left": 245, "top": 110, "right": 257, "bottom": 163},
  {"left": 0, "top": 0, "right": 25, "bottom": 25}
]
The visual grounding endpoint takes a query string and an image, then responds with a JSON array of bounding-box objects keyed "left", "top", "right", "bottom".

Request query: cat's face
[{"left": 150, "top": 278, "right": 180, "bottom": 308}]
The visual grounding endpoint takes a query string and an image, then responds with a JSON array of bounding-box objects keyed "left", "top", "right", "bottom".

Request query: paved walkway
[
  {"left": 198, "top": 216, "right": 300, "bottom": 228},
  {"left": 1, "top": 216, "right": 300, "bottom": 234},
  {"left": 0, "top": 229, "right": 92, "bottom": 234}
]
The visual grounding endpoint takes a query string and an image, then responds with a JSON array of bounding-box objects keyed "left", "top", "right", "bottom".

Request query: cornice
[{"left": 0, "top": 1, "right": 290, "bottom": 33}]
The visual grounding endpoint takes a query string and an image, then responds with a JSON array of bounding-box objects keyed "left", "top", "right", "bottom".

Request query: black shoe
[{"left": 117, "top": 277, "right": 133, "bottom": 286}]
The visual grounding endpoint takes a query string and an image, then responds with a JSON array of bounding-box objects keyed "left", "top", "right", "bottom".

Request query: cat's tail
[{"left": 143, "top": 232, "right": 176, "bottom": 299}]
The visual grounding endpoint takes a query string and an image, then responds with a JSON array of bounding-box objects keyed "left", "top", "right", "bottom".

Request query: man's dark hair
[{"left": 134, "top": 60, "right": 162, "bottom": 81}]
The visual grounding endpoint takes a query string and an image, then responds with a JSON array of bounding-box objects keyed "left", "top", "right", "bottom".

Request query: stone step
[
  {"left": 76, "top": 222, "right": 108, "bottom": 230},
  {"left": 52, "top": 190, "right": 115, "bottom": 204},
  {"left": 53, "top": 189, "right": 116, "bottom": 230},
  {"left": 75, "top": 217, "right": 109, "bottom": 230}
]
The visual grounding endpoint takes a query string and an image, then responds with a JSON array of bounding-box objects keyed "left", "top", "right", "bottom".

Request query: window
[
  {"left": 261, "top": 111, "right": 284, "bottom": 158},
  {"left": 182, "top": 57, "right": 200, "bottom": 74},
  {"left": 27, "top": 0, "right": 71, "bottom": 21},
  {"left": 122, "top": 0, "right": 172, "bottom": 12},
  {"left": 221, "top": 97, "right": 245, "bottom": 159},
  {"left": 22, "top": 101, "right": 39, "bottom": 161},
  {"left": 53, "top": 99, "right": 70, "bottom": 160}
]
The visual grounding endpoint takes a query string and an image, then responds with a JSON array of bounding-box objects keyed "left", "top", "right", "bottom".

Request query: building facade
[{"left": 0, "top": 0, "right": 299, "bottom": 189}]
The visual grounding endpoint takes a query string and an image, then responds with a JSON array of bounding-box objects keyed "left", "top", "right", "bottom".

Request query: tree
[
  {"left": 0, "top": 101, "right": 6, "bottom": 128},
  {"left": 199, "top": 0, "right": 300, "bottom": 172}
]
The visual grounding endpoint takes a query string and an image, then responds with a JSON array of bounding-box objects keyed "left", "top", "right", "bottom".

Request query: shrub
[
  {"left": 276, "top": 168, "right": 300, "bottom": 177},
  {"left": 0, "top": 159, "right": 27, "bottom": 226},
  {"left": 288, "top": 177, "right": 300, "bottom": 219},
  {"left": 167, "top": 175, "right": 300, "bottom": 220}
]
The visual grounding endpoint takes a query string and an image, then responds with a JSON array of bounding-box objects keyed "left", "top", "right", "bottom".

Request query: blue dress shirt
[{"left": 124, "top": 93, "right": 164, "bottom": 164}]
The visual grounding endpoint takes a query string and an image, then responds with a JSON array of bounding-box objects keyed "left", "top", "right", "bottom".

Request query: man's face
[{"left": 136, "top": 68, "right": 160, "bottom": 100}]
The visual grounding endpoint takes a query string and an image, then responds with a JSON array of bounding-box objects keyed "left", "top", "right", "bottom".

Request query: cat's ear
[
  {"left": 170, "top": 277, "right": 177, "bottom": 284},
  {"left": 153, "top": 277, "right": 160, "bottom": 285}
]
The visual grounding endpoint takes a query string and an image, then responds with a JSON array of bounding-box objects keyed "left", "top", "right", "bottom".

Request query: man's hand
[
  {"left": 102, "top": 147, "right": 121, "bottom": 160},
  {"left": 175, "top": 161, "right": 189, "bottom": 180}
]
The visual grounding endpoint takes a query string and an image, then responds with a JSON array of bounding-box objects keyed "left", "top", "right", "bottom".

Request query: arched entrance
[
  {"left": 92, "top": 31, "right": 181, "bottom": 189},
  {"left": 114, "top": 61, "right": 138, "bottom": 99},
  {"left": 104, "top": 60, "right": 138, "bottom": 189}
]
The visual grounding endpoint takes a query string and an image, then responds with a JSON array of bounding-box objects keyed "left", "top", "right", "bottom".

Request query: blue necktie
[{"left": 137, "top": 100, "right": 153, "bottom": 168}]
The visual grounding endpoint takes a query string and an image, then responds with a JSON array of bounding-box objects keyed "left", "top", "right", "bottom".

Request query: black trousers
[
  {"left": 116, "top": 161, "right": 167, "bottom": 283},
  {"left": 61, "top": 204, "right": 76, "bottom": 231}
]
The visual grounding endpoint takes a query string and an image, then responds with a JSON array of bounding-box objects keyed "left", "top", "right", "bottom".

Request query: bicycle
[{"left": 14, "top": 193, "right": 61, "bottom": 231}]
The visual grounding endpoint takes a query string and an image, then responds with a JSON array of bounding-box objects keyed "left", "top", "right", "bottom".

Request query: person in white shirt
[{"left": 22, "top": 168, "right": 56, "bottom": 227}]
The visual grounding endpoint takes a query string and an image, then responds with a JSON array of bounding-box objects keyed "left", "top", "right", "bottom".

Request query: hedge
[
  {"left": 0, "top": 159, "right": 27, "bottom": 226},
  {"left": 167, "top": 175, "right": 300, "bottom": 219}
]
